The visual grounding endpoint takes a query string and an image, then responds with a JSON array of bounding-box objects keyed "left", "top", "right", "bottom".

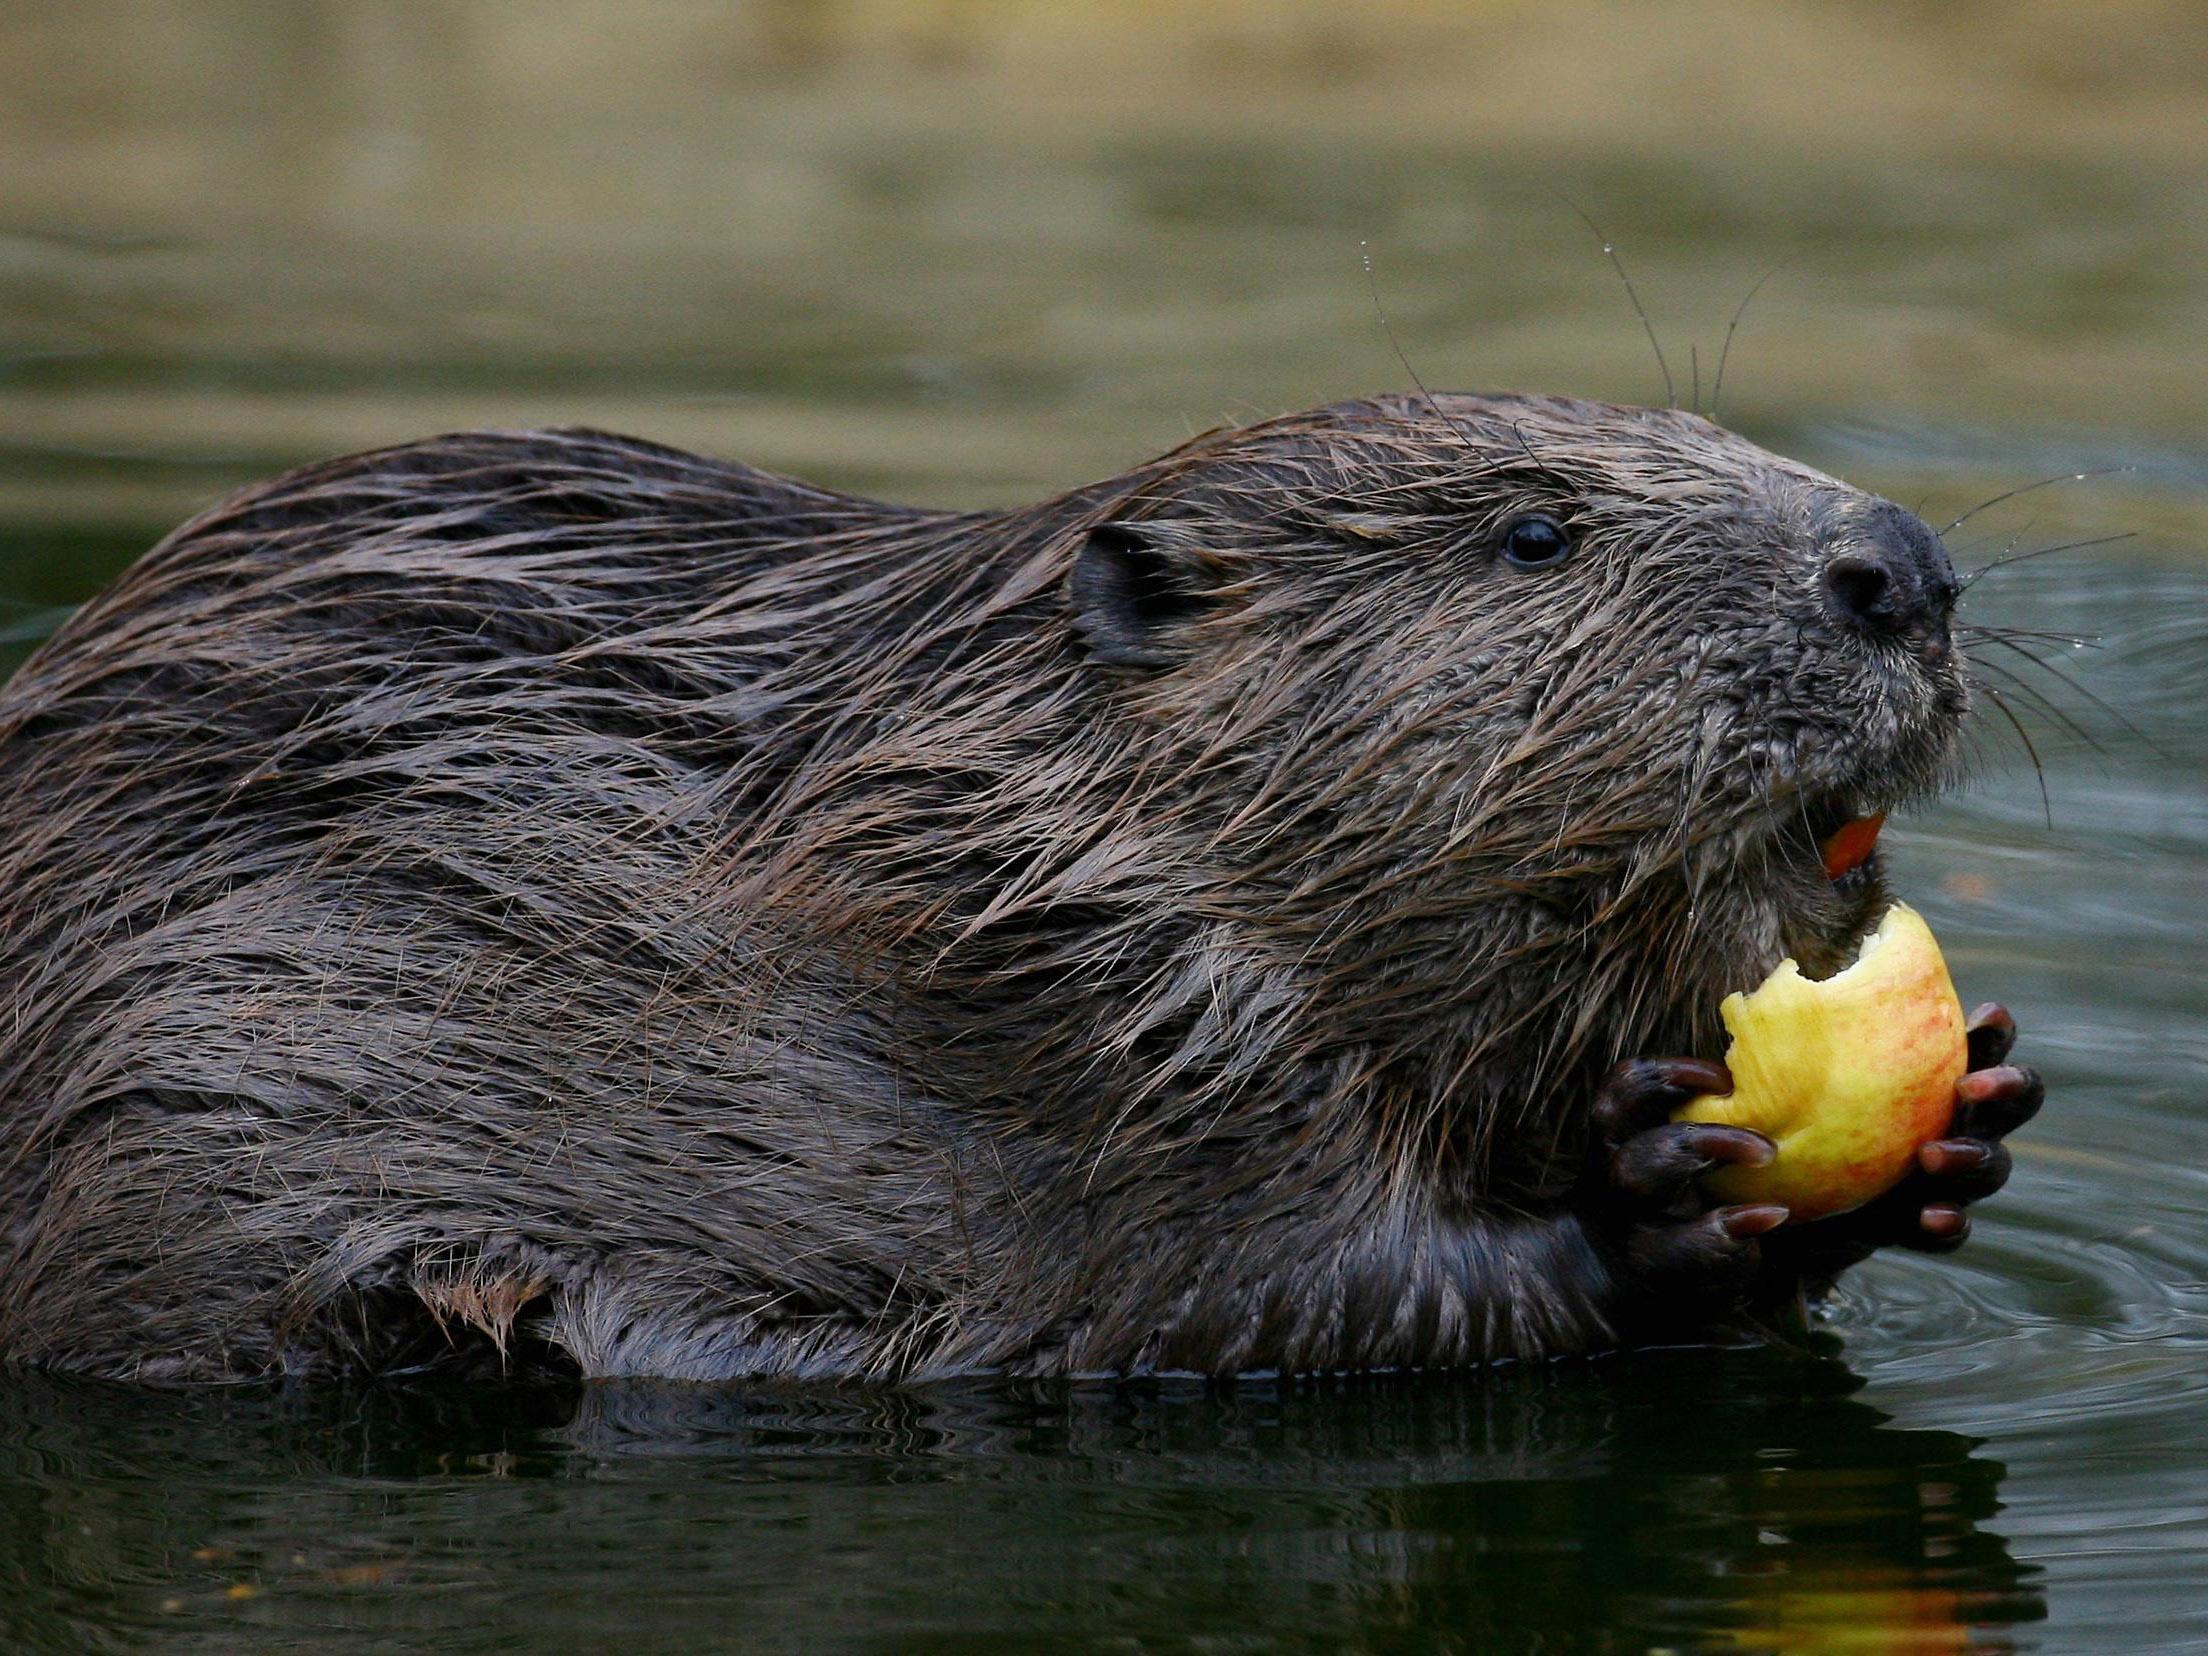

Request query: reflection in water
[{"left": 0, "top": 1358, "right": 2044, "bottom": 1651}]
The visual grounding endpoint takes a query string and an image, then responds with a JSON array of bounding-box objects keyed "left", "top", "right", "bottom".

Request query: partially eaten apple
[{"left": 1674, "top": 902, "right": 1967, "bottom": 1221}]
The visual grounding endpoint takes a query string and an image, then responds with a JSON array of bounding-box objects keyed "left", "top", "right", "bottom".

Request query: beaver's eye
[{"left": 1498, "top": 514, "right": 1573, "bottom": 570}]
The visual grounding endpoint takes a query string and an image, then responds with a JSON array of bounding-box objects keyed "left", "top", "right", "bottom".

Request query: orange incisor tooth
[{"left": 1819, "top": 811, "right": 1886, "bottom": 879}]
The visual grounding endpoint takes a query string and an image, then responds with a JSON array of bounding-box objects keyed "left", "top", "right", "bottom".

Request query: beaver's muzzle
[{"left": 1820, "top": 500, "right": 1960, "bottom": 651}]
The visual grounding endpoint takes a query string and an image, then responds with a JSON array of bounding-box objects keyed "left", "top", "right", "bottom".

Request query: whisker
[
  {"left": 1968, "top": 656, "right": 2103, "bottom": 755},
  {"left": 1710, "top": 264, "right": 1783, "bottom": 422},
  {"left": 1962, "top": 531, "right": 2137, "bottom": 589},
  {"left": 1972, "top": 679, "right": 2054, "bottom": 829},
  {"left": 1948, "top": 521, "right": 2029, "bottom": 565},
  {"left": 1959, "top": 622, "right": 2100, "bottom": 650},
  {"left": 1360, "top": 242, "right": 1481, "bottom": 456},
  {"left": 1558, "top": 198, "right": 1675, "bottom": 409},
  {"left": 1976, "top": 632, "right": 2157, "bottom": 753},
  {"left": 1508, "top": 420, "right": 1571, "bottom": 491},
  {"left": 1941, "top": 468, "right": 2132, "bottom": 536}
]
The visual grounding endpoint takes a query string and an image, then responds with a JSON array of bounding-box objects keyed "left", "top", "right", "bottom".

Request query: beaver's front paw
[
  {"left": 1766, "top": 1002, "right": 2044, "bottom": 1290},
  {"left": 1579, "top": 1055, "right": 1789, "bottom": 1330}
]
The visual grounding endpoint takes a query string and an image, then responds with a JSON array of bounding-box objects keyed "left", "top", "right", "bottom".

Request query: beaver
[{"left": 0, "top": 392, "right": 2042, "bottom": 1383}]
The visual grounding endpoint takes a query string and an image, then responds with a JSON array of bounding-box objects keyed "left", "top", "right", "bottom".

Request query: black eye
[{"left": 1498, "top": 514, "right": 1573, "bottom": 570}]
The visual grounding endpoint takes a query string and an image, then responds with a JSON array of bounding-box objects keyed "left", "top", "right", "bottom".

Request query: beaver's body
[{"left": 0, "top": 396, "right": 2033, "bottom": 1382}]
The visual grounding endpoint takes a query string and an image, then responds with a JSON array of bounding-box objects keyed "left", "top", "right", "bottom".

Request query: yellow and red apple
[{"left": 1675, "top": 902, "right": 1967, "bottom": 1221}]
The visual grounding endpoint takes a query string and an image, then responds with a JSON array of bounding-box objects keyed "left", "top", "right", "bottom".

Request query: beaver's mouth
[
  {"left": 1739, "top": 635, "right": 1966, "bottom": 975},
  {"left": 1769, "top": 792, "right": 1894, "bottom": 966},
  {"left": 1805, "top": 797, "right": 1887, "bottom": 897}
]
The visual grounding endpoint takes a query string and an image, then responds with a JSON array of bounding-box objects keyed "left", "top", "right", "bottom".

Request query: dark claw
[
  {"left": 1612, "top": 1122, "right": 1774, "bottom": 1206},
  {"left": 1584, "top": 1063, "right": 1778, "bottom": 1318},
  {"left": 1626, "top": 1203, "right": 1784, "bottom": 1287},
  {"left": 1897, "top": 1204, "right": 1970, "bottom": 1254},
  {"left": 1916, "top": 1137, "right": 2012, "bottom": 1202},
  {"left": 1591, "top": 1056, "right": 1734, "bottom": 1146},
  {"left": 1721, "top": 1203, "right": 1790, "bottom": 1239},
  {"left": 1965, "top": 1003, "right": 2017, "bottom": 1071},
  {"left": 1955, "top": 1064, "right": 2043, "bottom": 1140}
]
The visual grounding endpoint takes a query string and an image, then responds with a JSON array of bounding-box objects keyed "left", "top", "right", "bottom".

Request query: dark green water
[{"left": 4, "top": 4, "right": 2206, "bottom": 1649}]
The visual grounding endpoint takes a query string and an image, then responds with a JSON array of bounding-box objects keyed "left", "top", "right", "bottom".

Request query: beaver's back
[{"left": 0, "top": 431, "right": 1037, "bottom": 1381}]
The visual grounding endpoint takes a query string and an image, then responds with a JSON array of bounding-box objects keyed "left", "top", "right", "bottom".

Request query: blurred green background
[
  {"left": 5, "top": 0, "right": 2205, "bottom": 533},
  {"left": 4, "top": 4, "right": 2207, "bottom": 1651}
]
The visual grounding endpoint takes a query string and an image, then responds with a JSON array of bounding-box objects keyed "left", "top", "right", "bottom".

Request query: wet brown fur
[{"left": 0, "top": 394, "right": 1965, "bottom": 1382}]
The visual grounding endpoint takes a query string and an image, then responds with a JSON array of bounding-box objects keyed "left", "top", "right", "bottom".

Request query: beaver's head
[{"left": 1066, "top": 392, "right": 1967, "bottom": 1125}]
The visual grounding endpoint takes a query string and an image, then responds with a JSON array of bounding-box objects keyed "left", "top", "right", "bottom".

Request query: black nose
[{"left": 1821, "top": 502, "right": 1959, "bottom": 638}]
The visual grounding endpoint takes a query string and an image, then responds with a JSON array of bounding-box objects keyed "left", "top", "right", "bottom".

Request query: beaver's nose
[{"left": 1821, "top": 503, "right": 1959, "bottom": 639}]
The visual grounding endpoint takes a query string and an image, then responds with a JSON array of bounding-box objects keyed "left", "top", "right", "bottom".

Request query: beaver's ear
[{"left": 1069, "top": 522, "right": 1213, "bottom": 669}]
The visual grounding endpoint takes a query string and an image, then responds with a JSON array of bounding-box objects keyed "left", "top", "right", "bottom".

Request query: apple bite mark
[{"left": 1671, "top": 903, "right": 1968, "bottom": 1222}]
